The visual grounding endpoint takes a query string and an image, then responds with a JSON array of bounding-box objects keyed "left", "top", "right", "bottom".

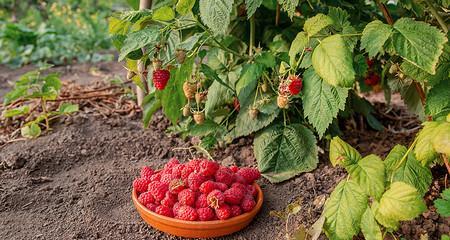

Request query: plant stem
[
  {"left": 312, "top": 33, "right": 362, "bottom": 38},
  {"left": 443, "top": 155, "right": 450, "bottom": 175},
  {"left": 249, "top": 16, "right": 255, "bottom": 56},
  {"left": 275, "top": 3, "right": 280, "bottom": 26},
  {"left": 41, "top": 99, "right": 50, "bottom": 130},
  {"left": 376, "top": 0, "right": 394, "bottom": 25},
  {"left": 136, "top": 0, "right": 152, "bottom": 107},
  {"left": 390, "top": 137, "right": 418, "bottom": 183},
  {"left": 424, "top": 0, "right": 448, "bottom": 33}
]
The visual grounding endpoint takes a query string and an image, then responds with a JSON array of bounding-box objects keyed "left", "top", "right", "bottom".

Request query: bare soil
[{"left": 0, "top": 63, "right": 448, "bottom": 240}]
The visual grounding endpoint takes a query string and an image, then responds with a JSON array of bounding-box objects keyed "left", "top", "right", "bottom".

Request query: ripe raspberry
[
  {"left": 133, "top": 178, "right": 150, "bottom": 193},
  {"left": 229, "top": 165, "right": 239, "bottom": 173},
  {"left": 155, "top": 205, "right": 174, "bottom": 217},
  {"left": 364, "top": 73, "right": 380, "bottom": 86},
  {"left": 196, "top": 194, "right": 209, "bottom": 208},
  {"left": 241, "top": 195, "right": 256, "bottom": 212},
  {"left": 187, "top": 159, "right": 202, "bottom": 171},
  {"left": 288, "top": 75, "right": 302, "bottom": 95},
  {"left": 152, "top": 69, "right": 170, "bottom": 90},
  {"left": 150, "top": 172, "right": 161, "bottom": 182},
  {"left": 160, "top": 173, "right": 175, "bottom": 184},
  {"left": 215, "top": 182, "right": 228, "bottom": 192},
  {"left": 169, "top": 179, "right": 185, "bottom": 194},
  {"left": 233, "top": 97, "right": 240, "bottom": 112},
  {"left": 171, "top": 164, "right": 185, "bottom": 178},
  {"left": 215, "top": 204, "right": 231, "bottom": 220},
  {"left": 145, "top": 203, "right": 158, "bottom": 212},
  {"left": 207, "top": 190, "right": 225, "bottom": 209},
  {"left": 199, "top": 180, "right": 217, "bottom": 194},
  {"left": 247, "top": 184, "right": 258, "bottom": 197},
  {"left": 181, "top": 166, "right": 195, "bottom": 180},
  {"left": 224, "top": 187, "right": 245, "bottom": 205},
  {"left": 161, "top": 192, "right": 177, "bottom": 208},
  {"left": 148, "top": 181, "right": 168, "bottom": 202},
  {"left": 177, "top": 206, "right": 198, "bottom": 221},
  {"left": 231, "top": 183, "right": 246, "bottom": 192},
  {"left": 215, "top": 167, "right": 234, "bottom": 186},
  {"left": 199, "top": 160, "right": 219, "bottom": 177},
  {"left": 173, "top": 202, "right": 182, "bottom": 216},
  {"left": 138, "top": 192, "right": 155, "bottom": 205},
  {"left": 178, "top": 189, "right": 196, "bottom": 206},
  {"left": 197, "top": 207, "right": 215, "bottom": 221},
  {"left": 237, "top": 167, "right": 261, "bottom": 184},
  {"left": 231, "top": 205, "right": 242, "bottom": 217},
  {"left": 188, "top": 172, "right": 207, "bottom": 191},
  {"left": 234, "top": 174, "right": 247, "bottom": 184},
  {"left": 165, "top": 158, "right": 180, "bottom": 169},
  {"left": 140, "top": 166, "right": 154, "bottom": 180},
  {"left": 366, "top": 58, "right": 374, "bottom": 68}
]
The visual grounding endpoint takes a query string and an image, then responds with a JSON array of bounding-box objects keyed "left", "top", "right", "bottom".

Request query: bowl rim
[{"left": 132, "top": 182, "right": 264, "bottom": 226}]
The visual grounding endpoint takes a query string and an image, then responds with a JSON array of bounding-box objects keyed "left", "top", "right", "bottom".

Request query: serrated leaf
[
  {"left": 432, "top": 122, "right": 450, "bottom": 156},
  {"left": 236, "top": 63, "right": 264, "bottom": 102},
  {"left": 353, "top": 54, "right": 369, "bottom": 77},
  {"left": 245, "top": 0, "right": 263, "bottom": 18},
  {"left": 302, "top": 68, "right": 348, "bottom": 138},
  {"left": 254, "top": 124, "right": 318, "bottom": 183},
  {"left": 415, "top": 122, "right": 441, "bottom": 165},
  {"left": 278, "top": 0, "right": 299, "bottom": 19},
  {"left": 255, "top": 52, "right": 276, "bottom": 68},
  {"left": 108, "top": 17, "right": 131, "bottom": 35},
  {"left": 178, "top": 33, "right": 203, "bottom": 51},
  {"left": 392, "top": 18, "right": 448, "bottom": 74},
  {"left": 21, "top": 123, "right": 41, "bottom": 138},
  {"left": 142, "top": 93, "right": 161, "bottom": 128},
  {"left": 304, "top": 14, "right": 333, "bottom": 37},
  {"left": 58, "top": 103, "right": 78, "bottom": 114},
  {"left": 205, "top": 80, "right": 233, "bottom": 118},
  {"left": 347, "top": 154, "right": 385, "bottom": 200},
  {"left": 323, "top": 180, "right": 367, "bottom": 240},
  {"left": 384, "top": 145, "right": 432, "bottom": 196},
  {"left": 400, "top": 83, "right": 425, "bottom": 120},
  {"left": 199, "top": 0, "right": 233, "bottom": 35},
  {"left": 329, "top": 136, "right": 361, "bottom": 167},
  {"left": 289, "top": 32, "right": 308, "bottom": 66},
  {"left": 176, "top": 0, "right": 196, "bottom": 15},
  {"left": 361, "top": 207, "right": 383, "bottom": 240},
  {"left": 328, "top": 7, "right": 350, "bottom": 31},
  {"left": 360, "top": 20, "right": 392, "bottom": 58},
  {"left": 189, "top": 120, "right": 226, "bottom": 137},
  {"left": 312, "top": 34, "right": 355, "bottom": 88},
  {"left": 118, "top": 26, "right": 160, "bottom": 60},
  {"left": 425, "top": 79, "right": 450, "bottom": 118},
  {"left": 401, "top": 61, "right": 449, "bottom": 86},
  {"left": 2, "top": 105, "right": 30, "bottom": 118},
  {"left": 434, "top": 188, "right": 450, "bottom": 217},
  {"left": 375, "top": 182, "right": 426, "bottom": 229},
  {"left": 152, "top": 6, "right": 175, "bottom": 22}
]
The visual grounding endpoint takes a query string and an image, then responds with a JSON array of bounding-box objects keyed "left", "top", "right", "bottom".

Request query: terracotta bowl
[{"left": 132, "top": 183, "right": 263, "bottom": 238}]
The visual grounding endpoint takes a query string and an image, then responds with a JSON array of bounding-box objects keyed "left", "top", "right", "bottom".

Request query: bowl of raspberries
[{"left": 131, "top": 158, "right": 263, "bottom": 238}]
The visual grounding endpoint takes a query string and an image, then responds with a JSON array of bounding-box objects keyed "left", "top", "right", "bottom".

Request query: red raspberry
[
  {"left": 199, "top": 160, "right": 219, "bottom": 177},
  {"left": 224, "top": 187, "right": 245, "bottom": 205},
  {"left": 138, "top": 192, "right": 155, "bottom": 205},
  {"left": 150, "top": 172, "right": 161, "bottom": 182},
  {"left": 165, "top": 158, "right": 180, "bottom": 169},
  {"left": 145, "top": 203, "right": 158, "bottom": 212},
  {"left": 160, "top": 173, "right": 175, "bottom": 184},
  {"left": 241, "top": 195, "right": 256, "bottom": 212},
  {"left": 366, "top": 58, "right": 374, "bottom": 68},
  {"left": 155, "top": 205, "right": 173, "bottom": 217},
  {"left": 199, "top": 180, "right": 217, "bottom": 194},
  {"left": 177, "top": 206, "right": 198, "bottom": 221},
  {"left": 173, "top": 202, "right": 181, "bottom": 216},
  {"left": 231, "top": 182, "right": 246, "bottom": 192},
  {"left": 188, "top": 172, "right": 207, "bottom": 191},
  {"left": 215, "top": 167, "right": 234, "bottom": 186},
  {"left": 133, "top": 178, "right": 150, "bottom": 193},
  {"left": 197, "top": 207, "right": 215, "bottom": 221},
  {"left": 196, "top": 194, "right": 209, "bottom": 208},
  {"left": 229, "top": 165, "right": 239, "bottom": 173},
  {"left": 215, "top": 204, "right": 231, "bottom": 220},
  {"left": 152, "top": 69, "right": 170, "bottom": 90},
  {"left": 148, "top": 181, "right": 168, "bottom": 202},
  {"left": 364, "top": 73, "right": 380, "bottom": 86},
  {"left": 169, "top": 179, "right": 185, "bottom": 194},
  {"left": 161, "top": 192, "right": 177, "bottom": 208},
  {"left": 215, "top": 182, "right": 228, "bottom": 192},
  {"left": 233, "top": 97, "right": 240, "bottom": 112},
  {"left": 178, "top": 189, "right": 196, "bottom": 206},
  {"left": 207, "top": 190, "right": 225, "bottom": 209},
  {"left": 288, "top": 75, "right": 302, "bottom": 95},
  {"left": 181, "top": 166, "right": 195, "bottom": 180},
  {"left": 247, "top": 184, "right": 258, "bottom": 197},
  {"left": 237, "top": 167, "right": 261, "bottom": 184},
  {"left": 230, "top": 205, "right": 242, "bottom": 217},
  {"left": 187, "top": 159, "right": 202, "bottom": 171},
  {"left": 171, "top": 164, "right": 185, "bottom": 178},
  {"left": 234, "top": 174, "right": 247, "bottom": 184},
  {"left": 140, "top": 166, "right": 154, "bottom": 180}
]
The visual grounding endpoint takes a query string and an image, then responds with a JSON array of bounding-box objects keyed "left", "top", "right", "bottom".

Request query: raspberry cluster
[{"left": 133, "top": 158, "right": 261, "bottom": 221}]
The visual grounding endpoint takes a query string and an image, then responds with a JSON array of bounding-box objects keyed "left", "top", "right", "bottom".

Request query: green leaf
[
  {"left": 327, "top": 7, "right": 350, "bottom": 31},
  {"left": 302, "top": 68, "right": 348, "bottom": 138},
  {"left": 199, "top": 0, "right": 233, "bottom": 35},
  {"left": 360, "top": 20, "right": 392, "bottom": 58},
  {"left": 289, "top": 32, "right": 308, "bottom": 66},
  {"left": 432, "top": 122, "right": 450, "bottom": 157},
  {"left": 400, "top": 83, "right": 425, "bottom": 120},
  {"left": 304, "top": 14, "right": 333, "bottom": 37},
  {"left": 347, "top": 154, "right": 385, "bottom": 200},
  {"left": 255, "top": 52, "right": 276, "bottom": 68},
  {"left": 254, "top": 124, "right": 318, "bottom": 183},
  {"left": 160, "top": 58, "right": 193, "bottom": 124},
  {"left": 323, "top": 180, "right": 367, "bottom": 240},
  {"left": 3, "top": 85, "right": 28, "bottom": 105},
  {"left": 361, "top": 207, "right": 383, "bottom": 240},
  {"left": 245, "top": 0, "right": 263, "bottom": 18},
  {"left": 205, "top": 80, "right": 233, "bottom": 118},
  {"left": 152, "top": 6, "right": 175, "bottom": 22},
  {"left": 434, "top": 188, "right": 450, "bottom": 217},
  {"left": 118, "top": 26, "right": 160, "bottom": 60},
  {"left": 178, "top": 33, "right": 203, "bottom": 51},
  {"left": 278, "top": 0, "right": 299, "bottom": 19},
  {"left": 201, "top": 64, "right": 235, "bottom": 93},
  {"left": 312, "top": 34, "right": 355, "bottom": 88},
  {"left": 353, "top": 54, "right": 369, "bottom": 77},
  {"left": 415, "top": 121, "right": 441, "bottom": 165},
  {"left": 2, "top": 105, "right": 30, "bottom": 118},
  {"left": 236, "top": 63, "right": 264, "bottom": 102},
  {"left": 425, "top": 79, "right": 450, "bottom": 118},
  {"left": 392, "top": 18, "right": 448, "bottom": 74},
  {"left": 21, "top": 123, "right": 41, "bottom": 139},
  {"left": 401, "top": 61, "right": 449, "bottom": 86},
  {"left": 375, "top": 182, "right": 426, "bottom": 229},
  {"left": 126, "top": 0, "right": 139, "bottom": 10},
  {"left": 176, "top": 0, "right": 196, "bottom": 15},
  {"left": 108, "top": 17, "right": 131, "bottom": 35},
  {"left": 329, "top": 136, "right": 361, "bottom": 167},
  {"left": 189, "top": 120, "right": 225, "bottom": 137},
  {"left": 58, "top": 103, "right": 79, "bottom": 114},
  {"left": 385, "top": 145, "right": 432, "bottom": 196},
  {"left": 142, "top": 93, "right": 161, "bottom": 128}
]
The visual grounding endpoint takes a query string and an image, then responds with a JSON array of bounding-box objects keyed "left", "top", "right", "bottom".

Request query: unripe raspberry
[
  {"left": 133, "top": 178, "right": 150, "bottom": 193},
  {"left": 197, "top": 207, "right": 215, "bottom": 221}
]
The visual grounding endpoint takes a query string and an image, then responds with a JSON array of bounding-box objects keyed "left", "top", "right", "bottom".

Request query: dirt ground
[{"left": 0, "top": 62, "right": 448, "bottom": 240}]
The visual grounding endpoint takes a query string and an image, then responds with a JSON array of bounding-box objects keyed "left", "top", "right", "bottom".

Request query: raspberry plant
[{"left": 110, "top": 0, "right": 449, "bottom": 185}]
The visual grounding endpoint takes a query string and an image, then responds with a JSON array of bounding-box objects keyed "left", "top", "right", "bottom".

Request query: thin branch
[
  {"left": 424, "top": 0, "right": 448, "bottom": 33},
  {"left": 443, "top": 155, "right": 450, "bottom": 175},
  {"left": 376, "top": 0, "right": 394, "bottom": 25}
]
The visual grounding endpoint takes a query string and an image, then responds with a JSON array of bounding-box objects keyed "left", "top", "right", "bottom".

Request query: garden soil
[{"left": 0, "top": 62, "right": 448, "bottom": 240}]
